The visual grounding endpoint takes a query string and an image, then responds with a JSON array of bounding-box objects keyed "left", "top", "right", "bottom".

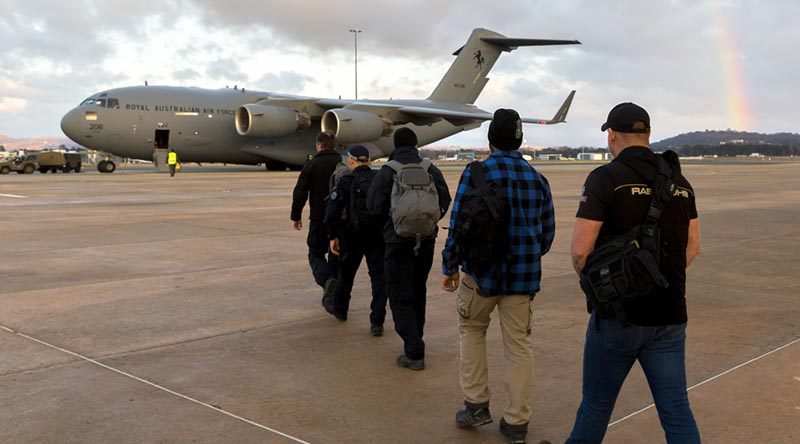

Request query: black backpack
[
  {"left": 579, "top": 154, "right": 676, "bottom": 327},
  {"left": 349, "top": 169, "right": 377, "bottom": 232},
  {"left": 453, "top": 161, "right": 507, "bottom": 273}
]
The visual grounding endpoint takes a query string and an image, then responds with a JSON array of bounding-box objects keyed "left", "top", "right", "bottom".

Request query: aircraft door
[{"left": 154, "top": 129, "right": 170, "bottom": 149}]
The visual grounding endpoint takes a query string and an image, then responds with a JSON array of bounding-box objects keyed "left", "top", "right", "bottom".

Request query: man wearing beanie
[
  {"left": 322, "top": 145, "right": 388, "bottom": 336},
  {"left": 367, "top": 127, "right": 451, "bottom": 370},
  {"left": 442, "top": 109, "right": 555, "bottom": 444},
  {"left": 566, "top": 103, "right": 701, "bottom": 443}
]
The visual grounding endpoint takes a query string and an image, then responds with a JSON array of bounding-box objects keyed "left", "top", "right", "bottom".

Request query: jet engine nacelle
[
  {"left": 235, "top": 104, "right": 311, "bottom": 138},
  {"left": 321, "top": 109, "right": 392, "bottom": 144}
]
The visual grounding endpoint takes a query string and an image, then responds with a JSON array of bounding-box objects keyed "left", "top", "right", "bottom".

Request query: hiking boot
[
  {"left": 321, "top": 278, "right": 337, "bottom": 305},
  {"left": 396, "top": 354, "right": 424, "bottom": 371},
  {"left": 499, "top": 418, "right": 528, "bottom": 444},
  {"left": 322, "top": 298, "right": 346, "bottom": 321},
  {"left": 370, "top": 324, "right": 384, "bottom": 336},
  {"left": 455, "top": 405, "right": 492, "bottom": 428}
]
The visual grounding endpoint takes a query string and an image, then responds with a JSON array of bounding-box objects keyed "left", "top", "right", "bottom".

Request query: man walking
[
  {"left": 167, "top": 148, "right": 178, "bottom": 177},
  {"left": 367, "top": 127, "right": 451, "bottom": 370},
  {"left": 291, "top": 131, "right": 342, "bottom": 301},
  {"left": 566, "top": 103, "right": 701, "bottom": 443},
  {"left": 323, "top": 145, "right": 387, "bottom": 336},
  {"left": 442, "top": 109, "right": 555, "bottom": 444}
]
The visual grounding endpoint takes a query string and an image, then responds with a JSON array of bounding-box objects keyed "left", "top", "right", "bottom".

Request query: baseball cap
[
  {"left": 601, "top": 102, "right": 650, "bottom": 133},
  {"left": 348, "top": 145, "right": 370, "bottom": 162}
]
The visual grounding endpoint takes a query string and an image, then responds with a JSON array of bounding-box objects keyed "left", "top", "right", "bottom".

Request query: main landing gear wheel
[
  {"left": 264, "top": 160, "right": 289, "bottom": 171},
  {"left": 97, "top": 160, "right": 116, "bottom": 173}
]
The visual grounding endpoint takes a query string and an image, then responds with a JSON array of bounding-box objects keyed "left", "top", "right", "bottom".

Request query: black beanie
[
  {"left": 393, "top": 127, "right": 418, "bottom": 148},
  {"left": 488, "top": 108, "right": 523, "bottom": 150}
]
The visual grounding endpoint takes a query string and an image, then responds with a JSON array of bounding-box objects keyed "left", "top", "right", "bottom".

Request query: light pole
[{"left": 349, "top": 28, "right": 361, "bottom": 100}]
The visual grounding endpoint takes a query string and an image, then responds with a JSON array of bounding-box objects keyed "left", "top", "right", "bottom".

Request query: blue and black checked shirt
[{"left": 442, "top": 150, "right": 555, "bottom": 296}]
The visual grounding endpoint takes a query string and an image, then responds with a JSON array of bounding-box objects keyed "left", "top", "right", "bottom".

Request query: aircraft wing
[
  {"left": 314, "top": 90, "right": 575, "bottom": 125},
  {"left": 398, "top": 90, "right": 575, "bottom": 125}
]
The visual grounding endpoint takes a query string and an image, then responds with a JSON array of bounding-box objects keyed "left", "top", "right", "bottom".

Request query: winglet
[
  {"left": 520, "top": 90, "right": 576, "bottom": 125},
  {"left": 550, "top": 90, "right": 575, "bottom": 124}
]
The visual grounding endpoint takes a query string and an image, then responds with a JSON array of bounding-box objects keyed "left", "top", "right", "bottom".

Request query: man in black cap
[
  {"left": 441, "top": 109, "right": 555, "bottom": 444},
  {"left": 367, "top": 127, "right": 451, "bottom": 370},
  {"left": 566, "top": 103, "right": 701, "bottom": 443},
  {"left": 291, "top": 131, "right": 342, "bottom": 301},
  {"left": 322, "top": 145, "right": 388, "bottom": 336}
]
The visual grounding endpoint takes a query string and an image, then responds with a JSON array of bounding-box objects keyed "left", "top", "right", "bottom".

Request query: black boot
[{"left": 455, "top": 402, "right": 492, "bottom": 428}]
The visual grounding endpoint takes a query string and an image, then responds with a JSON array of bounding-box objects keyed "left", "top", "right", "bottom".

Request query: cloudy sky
[{"left": 0, "top": 0, "right": 796, "bottom": 147}]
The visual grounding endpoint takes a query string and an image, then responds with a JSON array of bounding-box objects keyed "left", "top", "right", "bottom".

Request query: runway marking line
[
  {"left": 0, "top": 324, "right": 311, "bottom": 444},
  {"left": 608, "top": 335, "right": 800, "bottom": 428},
  {"left": 0, "top": 193, "right": 27, "bottom": 198}
]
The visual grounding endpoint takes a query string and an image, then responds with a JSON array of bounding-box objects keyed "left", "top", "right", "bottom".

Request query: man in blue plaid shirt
[{"left": 442, "top": 109, "right": 555, "bottom": 444}]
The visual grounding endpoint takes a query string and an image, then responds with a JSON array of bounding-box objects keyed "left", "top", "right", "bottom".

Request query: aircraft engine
[
  {"left": 321, "top": 109, "right": 392, "bottom": 144},
  {"left": 235, "top": 104, "right": 311, "bottom": 138}
]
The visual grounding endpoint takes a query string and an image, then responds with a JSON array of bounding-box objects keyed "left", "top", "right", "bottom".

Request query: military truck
[
  {"left": 0, "top": 156, "right": 36, "bottom": 174},
  {"left": 35, "top": 151, "right": 82, "bottom": 173}
]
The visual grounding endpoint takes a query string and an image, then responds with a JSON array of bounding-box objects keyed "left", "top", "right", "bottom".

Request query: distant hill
[
  {"left": 0, "top": 134, "right": 77, "bottom": 151},
  {"left": 653, "top": 130, "right": 800, "bottom": 150}
]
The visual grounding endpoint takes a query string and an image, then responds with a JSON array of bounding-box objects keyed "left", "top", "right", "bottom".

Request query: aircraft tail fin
[{"left": 427, "top": 28, "right": 580, "bottom": 104}]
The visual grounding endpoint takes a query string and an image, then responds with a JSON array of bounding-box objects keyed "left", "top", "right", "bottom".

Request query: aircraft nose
[{"left": 60, "top": 108, "right": 82, "bottom": 141}]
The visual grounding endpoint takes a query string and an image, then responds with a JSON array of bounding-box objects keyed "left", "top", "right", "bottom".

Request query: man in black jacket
[
  {"left": 323, "top": 145, "right": 387, "bottom": 336},
  {"left": 367, "top": 127, "right": 451, "bottom": 370},
  {"left": 291, "top": 131, "right": 342, "bottom": 300}
]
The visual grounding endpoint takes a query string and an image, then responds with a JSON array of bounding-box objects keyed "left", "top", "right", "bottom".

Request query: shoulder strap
[
  {"left": 468, "top": 161, "right": 490, "bottom": 194},
  {"left": 420, "top": 159, "right": 432, "bottom": 170},
  {"left": 640, "top": 155, "right": 675, "bottom": 236},
  {"left": 386, "top": 160, "right": 403, "bottom": 173}
]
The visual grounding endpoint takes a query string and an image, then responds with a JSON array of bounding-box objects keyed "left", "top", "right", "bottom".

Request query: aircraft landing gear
[
  {"left": 265, "top": 160, "right": 289, "bottom": 171},
  {"left": 97, "top": 160, "right": 116, "bottom": 173}
]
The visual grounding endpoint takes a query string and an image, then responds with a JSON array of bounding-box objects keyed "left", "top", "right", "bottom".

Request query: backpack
[
  {"left": 453, "top": 161, "right": 507, "bottom": 273},
  {"left": 328, "top": 160, "right": 351, "bottom": 193},
  {"left": 579, "top": 154, "right": 675, "bottom": 327},
  {"left": 386, "top": 159, "right": 441, "bottom": 253},
  {"left": 349, "top": 169, "right": 377, "bottom": 232}
]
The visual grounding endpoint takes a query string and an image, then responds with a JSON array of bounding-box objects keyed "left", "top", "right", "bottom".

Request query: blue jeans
[{"left": 566, "top": 314, "right": 700, "bottom": 444}]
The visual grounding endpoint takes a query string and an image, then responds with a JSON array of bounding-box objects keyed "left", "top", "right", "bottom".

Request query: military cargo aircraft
[{"left": 60, "top": 28, "right": 578, "bottom": 173}]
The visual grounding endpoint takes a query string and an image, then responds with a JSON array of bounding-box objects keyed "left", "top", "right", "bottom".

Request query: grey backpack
[{"left": 387, "top": 159, "right": 441, "bottom": 253}]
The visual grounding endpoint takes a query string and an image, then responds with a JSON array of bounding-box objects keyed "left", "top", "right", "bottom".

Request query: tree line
[{"left": 675, "top": 144, "right": 800, "bottom": 157}]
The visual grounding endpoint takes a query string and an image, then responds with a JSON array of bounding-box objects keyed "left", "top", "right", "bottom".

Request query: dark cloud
[{"left": 1, "top": 0, "right": 797, "bottom": 142}]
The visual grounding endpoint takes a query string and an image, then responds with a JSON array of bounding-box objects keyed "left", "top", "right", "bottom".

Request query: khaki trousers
[{"left": 457, "top": 274, "right": 534, "bottom": 426}]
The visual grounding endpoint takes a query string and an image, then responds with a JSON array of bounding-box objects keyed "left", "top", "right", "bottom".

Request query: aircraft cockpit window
[
  {"left": 94, "top": 98, "right": 107, "bottom": 108},
  {"left": 80, "top": 98, "right": 95, "bottom": 106},
  {"left": 107, "top": 98, "right": 120, "bottom": 109}
]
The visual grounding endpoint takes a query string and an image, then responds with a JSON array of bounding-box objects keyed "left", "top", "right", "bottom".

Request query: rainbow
[{"left": 712, "top": 4, "right": 754, "bottom": 131}]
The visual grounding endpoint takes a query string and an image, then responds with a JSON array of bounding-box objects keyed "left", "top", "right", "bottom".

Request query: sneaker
[
  {"left": 499, "top": 418, "right": 528, "bottom": 444},
  {"left": 322, "top": 298, "right": 346, "bottom": 321},
  {"left": 321, "top": 278, "right": 337, "bottom": 305},
  {"left": 370, "top": 324, "right": 383, "bottom": 336},
  {"left": 396, "top": 354, "right": 424, "bottom": 371},
  {"left": 455, "top": 405, "right": 492, "bottom": 428}
]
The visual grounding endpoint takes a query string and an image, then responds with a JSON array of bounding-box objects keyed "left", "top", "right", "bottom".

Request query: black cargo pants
[
  {"left": 384, "top": 239, "right": 435, "bottom": 360},
  {"left": 307, "top": 219, "right": 338, "bottom": 288},
  {"left": 332, "top": 233, "right": 387, "bottom": 325}
]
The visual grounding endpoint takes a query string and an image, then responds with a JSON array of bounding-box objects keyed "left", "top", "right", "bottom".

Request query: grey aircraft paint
[{"left": 60, "top": 28, "right": 579, "bottom": 171}]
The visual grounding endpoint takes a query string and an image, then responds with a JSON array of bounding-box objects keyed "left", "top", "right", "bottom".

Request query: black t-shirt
[{"left": 577, "top": 146, "right": 698, "bottom": 325}]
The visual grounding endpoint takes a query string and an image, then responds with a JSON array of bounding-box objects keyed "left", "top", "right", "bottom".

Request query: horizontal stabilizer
[
  {"left": 519, "top": 90, "right": 576, "bottom": 125},
  {"left": 481, "top": 38, "right": 581, "bottom": 51}
]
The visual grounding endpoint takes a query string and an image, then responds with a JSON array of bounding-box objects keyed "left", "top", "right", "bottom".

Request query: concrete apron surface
[{"left": 1, "top": 162, "right": 799, "bottom": 443}]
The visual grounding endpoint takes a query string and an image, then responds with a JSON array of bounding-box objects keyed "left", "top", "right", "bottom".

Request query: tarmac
[{"left": 1, "top": 160, "right": 798, "bottom": 443}]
